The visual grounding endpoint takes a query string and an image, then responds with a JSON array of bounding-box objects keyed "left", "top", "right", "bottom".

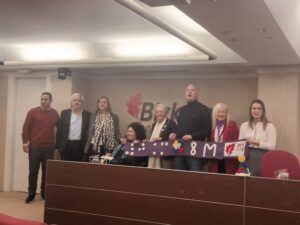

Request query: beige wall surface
[
  {"left": 81, "top": 75, "right": 258, "bottom": 137},
  {"left": 258, "top": 73, "right": 300, "bottom": 158},
  {"left": 0, "top": 76, "right": 8, "bottom": 191},
  {"left": 72, "top": 77, "right": 93, "bottom": 112},
  {"left": 50, "top": 75, "right": 73, "bottom": 115}
]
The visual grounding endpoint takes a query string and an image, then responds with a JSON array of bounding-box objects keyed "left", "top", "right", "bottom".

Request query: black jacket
[
  {"left": 177, "top": 100, "right": 211, "bottom": 141},
  {"left": 150, "top": 118, "right": 177, "bottom": 141},
  {"left": 56, "top": 109, "right": 91, "bottom": 153}
]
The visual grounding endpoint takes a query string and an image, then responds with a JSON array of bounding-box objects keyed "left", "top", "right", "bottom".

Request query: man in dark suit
[{"left": 56, "top": 93, "right": 91, "bottom": 161}]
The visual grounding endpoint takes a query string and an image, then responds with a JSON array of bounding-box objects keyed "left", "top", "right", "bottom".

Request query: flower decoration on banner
[
  {"left": 172, "top": 139, "right": 185, "bottom": 154},
  {"left": 236, "top": 155, "right": 250, "bottom": 175}
]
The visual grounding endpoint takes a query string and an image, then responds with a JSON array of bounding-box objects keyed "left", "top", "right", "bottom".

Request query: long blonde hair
[{"left": 212, "top": 103, "right": 230, "bottom": 130}]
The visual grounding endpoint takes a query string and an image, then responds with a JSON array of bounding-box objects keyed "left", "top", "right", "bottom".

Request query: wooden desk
[{"left": 44, "top": 160, "right": 300, "bottom": 225}]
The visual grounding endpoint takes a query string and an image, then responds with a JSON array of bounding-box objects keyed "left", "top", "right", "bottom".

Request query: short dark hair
[
  {"left": 41, "top": 92, "right": 52, "bottom": 100},
  {"left": 128, "top": 122, "right": 146, "bottom": 141}
]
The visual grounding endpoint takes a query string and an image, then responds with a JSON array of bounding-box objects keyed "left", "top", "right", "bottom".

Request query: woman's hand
[
  {"left": 246, "top": 138, "right": 260, "bottom": 147},
  {"left": 182, "top": 135, "right": 192, "bottom": 141},
  {"left": 120, "top": 138, "right": 127, "bottom": 145}
]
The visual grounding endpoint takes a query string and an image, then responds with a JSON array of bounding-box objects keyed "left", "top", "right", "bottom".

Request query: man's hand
[
  {"left": 169, "top": 133, "right": 176, "bottom": 141},
  {"left": 23, "top": 141, "right": 29, "bottom": 153},
  {"left": 182, "top": 135, "right": 192, "bottom": 141}
]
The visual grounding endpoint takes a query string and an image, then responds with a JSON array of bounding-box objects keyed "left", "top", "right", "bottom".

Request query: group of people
[{"left": 21, "top": 84, "right": 277, "bottom": 203}]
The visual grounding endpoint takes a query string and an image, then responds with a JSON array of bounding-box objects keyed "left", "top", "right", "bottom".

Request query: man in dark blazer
[{"left": 56, "top": 93, "right": 91, "bottom": 161}]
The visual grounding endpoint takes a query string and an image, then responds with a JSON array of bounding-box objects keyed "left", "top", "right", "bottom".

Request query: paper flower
[
  {"left": 236, "top": 155, "right": 250, "bottom": 175},
  {"left": 238, "top": 155, "right": 246, "bottom": 163},
  {"left": 172, "top": 139, "right": 184, "bottom": 154},
  {"left": 172, "top": 140, "right": 181, "bottom": 149}
]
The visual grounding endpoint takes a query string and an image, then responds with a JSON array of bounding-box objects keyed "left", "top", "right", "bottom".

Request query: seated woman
[
  {"left": 239, "top": 99, "right": 277, "bottom": 176},
  {"left": 84, "top": 96, "right": 120, "bottom": 159},
  {"left": 148, "top": 103, "right": 177, "bottom": 169},
  {"left": 112, "top": 122, "right": 148, "bottom": 167},
  {"left": 210, "top": 103, "right": 239, "bottom": 174}
]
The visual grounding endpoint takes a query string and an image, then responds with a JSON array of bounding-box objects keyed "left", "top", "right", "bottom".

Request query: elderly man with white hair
[
  {"left": 56, "top": 93, "right": 91, "bottom": 161},
  {"left": 148, "top": 103, "right": 177, "bottom": 169}
]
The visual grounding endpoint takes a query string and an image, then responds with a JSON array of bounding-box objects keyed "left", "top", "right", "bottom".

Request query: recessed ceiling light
[
  {"left": 257, "top": 28, "right": 269, "bottom": 33},
  {"left": 264, "top": 36, "right": 273, "bottom": 39},
  {"left": 16, "top": 69, "right": 33, "bottom": 74},
  {"left": 221, "top": 31, "right": 230, "bottom": 35},
  {"left": 114, "top": 40, "right": 193, "bottom": 57}
]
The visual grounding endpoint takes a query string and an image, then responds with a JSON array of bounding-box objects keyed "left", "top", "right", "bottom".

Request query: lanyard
[{"left": 215, "top": 125, "right": 224, "bottom": 142}]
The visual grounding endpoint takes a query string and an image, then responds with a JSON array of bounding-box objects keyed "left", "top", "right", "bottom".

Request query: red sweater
[
  {"left": 210, "top": 120, "right": 239, "bottom": 174},
  {"left": 22, "top": 107, "right": 59, "bottom": 148},
  {"left": 211, "top": 120, "right": 239, "bottom": 142}
]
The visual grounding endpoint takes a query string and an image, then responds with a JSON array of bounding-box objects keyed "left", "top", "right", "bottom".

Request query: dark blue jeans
[{"left": 174, "top": 156, "right": 203, "bottom": 171}]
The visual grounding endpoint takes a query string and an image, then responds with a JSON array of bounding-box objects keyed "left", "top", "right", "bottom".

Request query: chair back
[{"left": 261, "top": 150, "right": 300, "bottom": 180}]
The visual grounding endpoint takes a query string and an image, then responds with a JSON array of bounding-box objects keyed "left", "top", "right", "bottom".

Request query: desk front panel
[{"left": 45, "top": 161, "right": 244, "bottom": 225}]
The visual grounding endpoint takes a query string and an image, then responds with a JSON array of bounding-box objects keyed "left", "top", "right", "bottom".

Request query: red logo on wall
[
  {"left": 127, "top": 93, "right": 180, "bottom": 122},
  {"left": 127, "top": 93, "right": 142, "bottom": 118}
]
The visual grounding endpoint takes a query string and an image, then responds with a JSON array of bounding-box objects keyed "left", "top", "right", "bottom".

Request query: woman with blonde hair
[{"left": 210, "top": 103, "right": 239, "bottom": 174}]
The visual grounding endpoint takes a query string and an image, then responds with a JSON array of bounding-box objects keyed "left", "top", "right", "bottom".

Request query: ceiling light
[
  {"left": 18, "top": 43, "right": 85, "bottom": 61},
  {"left": 264, "top": 36, "right": 273, "bottom": 39},
  {"left": 114, "top": 40, "right": 193, "bottom": 57},
  {"left": 256, "top": 28, "right": 269, "bottom": 33},
  {"left": 16, "top": 69, "right": 33, "bottom": 74},
  {"left": 2, "top": 56, "right": 209, "bottom": 68}
]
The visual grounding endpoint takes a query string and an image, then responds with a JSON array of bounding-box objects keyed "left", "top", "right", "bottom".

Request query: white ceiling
[{"left": 0, "top": 0, "right": 300, "bottom": 73}]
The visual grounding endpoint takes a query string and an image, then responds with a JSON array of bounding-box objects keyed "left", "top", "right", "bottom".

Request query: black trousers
[
  {"left": 28, "top": 147, "right": 54, "bottom": 195},
  {"left": 61, "top": 140, "right": 83, "bottom": 162}
]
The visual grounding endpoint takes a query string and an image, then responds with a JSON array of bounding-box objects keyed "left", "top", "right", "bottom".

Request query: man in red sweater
[{"left": 22, "top": 92, "right": 59, "bottom": 203}]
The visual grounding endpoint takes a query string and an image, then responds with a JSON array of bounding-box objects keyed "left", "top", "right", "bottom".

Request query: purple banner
[{"left": 124, "top": 139, "right": 248, "bottom": 159}]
